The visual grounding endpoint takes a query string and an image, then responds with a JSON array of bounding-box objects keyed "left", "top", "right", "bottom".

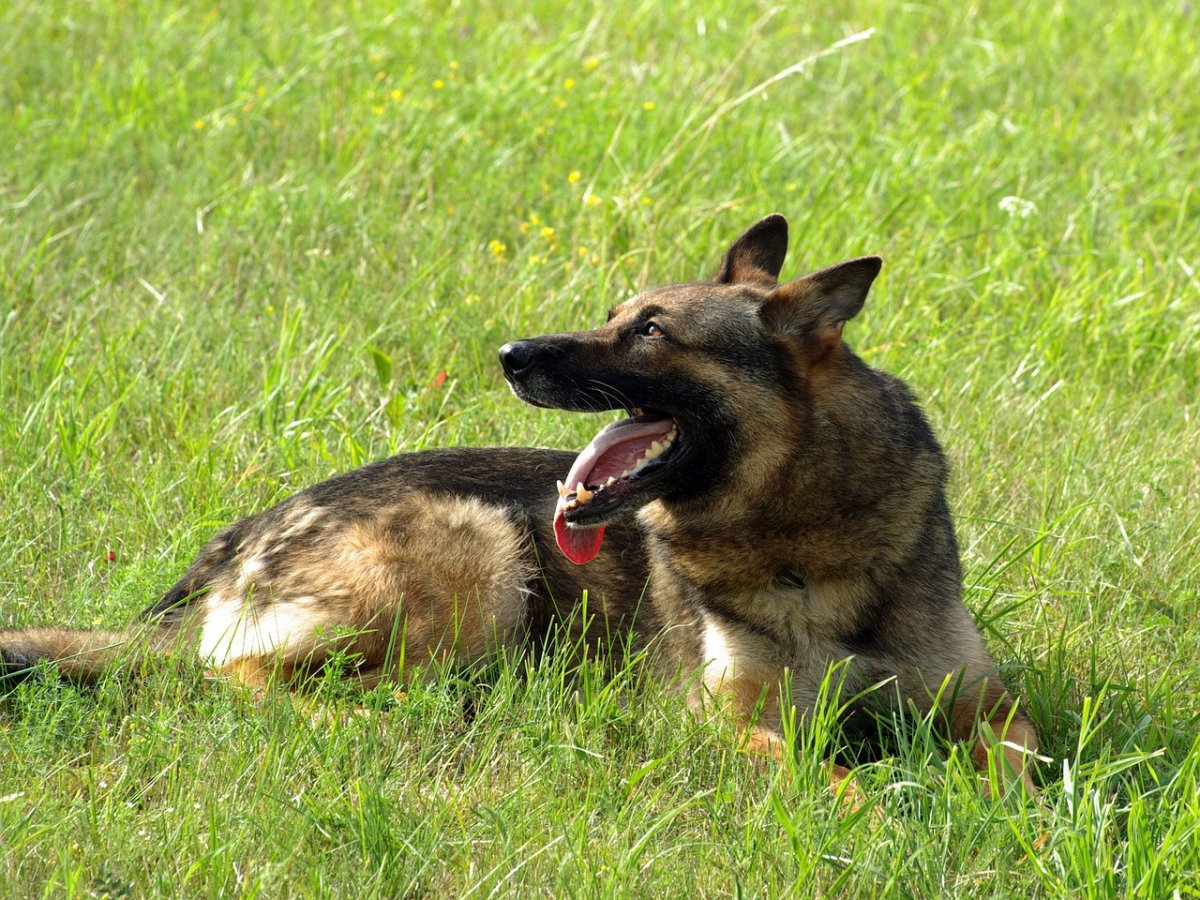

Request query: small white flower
[{"left": 999, "top": 195, "right": 1038, "bottom": 219}]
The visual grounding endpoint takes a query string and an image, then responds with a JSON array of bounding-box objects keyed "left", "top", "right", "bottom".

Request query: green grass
[{"left": 2, "top": 0, "right": 1198, "bottom": 895}]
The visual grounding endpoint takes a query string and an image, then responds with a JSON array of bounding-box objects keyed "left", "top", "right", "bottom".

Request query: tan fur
[
  {"left": 195, "top": 494, "right": 531, "bottom": 689},
  {"left": 0, "top": 626, "right": 164, "bottom": 682}
]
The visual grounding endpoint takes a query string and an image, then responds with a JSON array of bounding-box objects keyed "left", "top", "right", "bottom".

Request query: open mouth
[{"left": 553, "top": 410, "right": 682, "bottom": 565}]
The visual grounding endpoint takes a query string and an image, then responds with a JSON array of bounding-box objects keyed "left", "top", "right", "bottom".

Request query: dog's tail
[{"left": 0, "top": 626, "right": 170, "bottom": 686}]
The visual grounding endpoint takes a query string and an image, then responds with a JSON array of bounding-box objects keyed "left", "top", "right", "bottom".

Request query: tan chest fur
[{"left": 698, "top": 579, "right": 869, "bottom": 721}]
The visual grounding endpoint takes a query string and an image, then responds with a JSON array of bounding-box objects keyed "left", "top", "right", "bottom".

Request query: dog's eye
[{"left": 642, "top": 321, "right": 665, "bottom": 338}]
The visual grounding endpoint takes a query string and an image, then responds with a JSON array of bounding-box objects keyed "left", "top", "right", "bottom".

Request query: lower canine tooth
[
  {"left": 556, "top": 480, "right": 567, "bottom": 498},
  {"left": 576, "top": 483, "right": 594, "bottom": 504}
]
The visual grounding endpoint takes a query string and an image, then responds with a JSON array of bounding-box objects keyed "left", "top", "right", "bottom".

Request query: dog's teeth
[
  {"left": 646, "top": 440, "right": 663, "bottom": 460},
  {"left": 576, "top": 482, "right": 594, "bottom": 504},
  {"left": 605, "top": 476, "right": 617, "bottom": 486},
  {"left": 556, "top": 480, "right": 568, "bottom": 498}
]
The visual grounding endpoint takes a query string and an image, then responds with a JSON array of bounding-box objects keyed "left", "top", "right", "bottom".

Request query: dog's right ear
[
  {"left": 761, "top": 256, "right": 883, "bottom": 349},
  {"left": 715, "top": 214, "right": 789, "bottom": 285}
]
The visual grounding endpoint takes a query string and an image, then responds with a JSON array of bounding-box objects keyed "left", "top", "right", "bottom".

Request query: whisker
[{"left": 585, "top": 379, "right": 634, "bottom": 412}]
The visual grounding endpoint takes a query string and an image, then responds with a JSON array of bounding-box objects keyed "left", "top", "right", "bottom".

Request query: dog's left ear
[
  {"left": 715, "top": 214, "right": 789, "bottom": 285},
  {"left": 761, "top": 256, "right": 883, "bottom": 343}
]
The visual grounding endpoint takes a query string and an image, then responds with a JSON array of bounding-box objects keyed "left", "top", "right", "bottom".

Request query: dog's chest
[{"left": 698, "top": 581, "right": 851, "bottom": 707}]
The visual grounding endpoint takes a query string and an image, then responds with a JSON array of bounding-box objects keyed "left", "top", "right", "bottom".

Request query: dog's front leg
[{"left": 695, "top": 645, "right": 862, "bottom": 806}]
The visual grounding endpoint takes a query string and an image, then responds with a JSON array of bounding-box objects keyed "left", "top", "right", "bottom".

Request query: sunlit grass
[{"left": 2, "top": 0, "right": 1198, "bottom": 895}]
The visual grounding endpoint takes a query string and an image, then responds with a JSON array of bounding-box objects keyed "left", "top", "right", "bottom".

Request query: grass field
[{"left": 2, "top": 0, "right": 1198, "bottom": 895}]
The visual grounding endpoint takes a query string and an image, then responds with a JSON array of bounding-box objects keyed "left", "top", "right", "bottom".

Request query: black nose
[{"left": 499, "top": 340, "right": 538, "bottom": 378}]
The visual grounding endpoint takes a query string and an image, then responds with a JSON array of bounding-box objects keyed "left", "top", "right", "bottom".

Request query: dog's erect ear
[
  {"left": 761, "top": 256, "right": 883, "bottom": 343},
  {"left": 715, "top": 214, "right": 789, "bottom": 285}
]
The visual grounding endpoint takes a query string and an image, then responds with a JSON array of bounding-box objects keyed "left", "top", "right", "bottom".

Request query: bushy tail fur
[{"left": 0, "top": 626, "right": 166, "bottom": 685}]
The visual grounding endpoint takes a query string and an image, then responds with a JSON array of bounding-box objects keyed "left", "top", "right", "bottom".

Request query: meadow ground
[{"left": 2, "top": 0, "right": 1198, "bottom": 895}]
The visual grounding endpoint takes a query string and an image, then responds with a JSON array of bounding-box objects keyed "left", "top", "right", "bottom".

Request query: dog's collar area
[{"left": 777, "top": 570, "right": 807, "bottom": 590}]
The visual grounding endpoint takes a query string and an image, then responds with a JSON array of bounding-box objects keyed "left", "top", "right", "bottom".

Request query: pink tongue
[
  {"left": 554, "top": 507, "right": 605, "bottom": 565},
  {"left": 552, "top": 415, "right": 677, "bottom": 565}
]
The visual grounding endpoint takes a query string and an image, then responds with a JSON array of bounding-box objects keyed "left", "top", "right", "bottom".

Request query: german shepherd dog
[{"left": 1, "top": 215, "right": 1037, "bottom": 792}]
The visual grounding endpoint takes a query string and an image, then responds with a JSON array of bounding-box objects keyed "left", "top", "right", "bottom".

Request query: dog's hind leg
[{"left": 199, "top": 494, "right": 534, "bottom": 690}]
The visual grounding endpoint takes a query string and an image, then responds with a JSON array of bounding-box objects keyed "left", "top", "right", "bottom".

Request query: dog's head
[{"left": 500, "top": 214, "right": 882, "bottom": 564}]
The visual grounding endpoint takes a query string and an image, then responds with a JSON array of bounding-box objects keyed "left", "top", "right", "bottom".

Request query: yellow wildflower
[
  {"left": 432, "top": 79, "right": 445, "bottom": 90},
  {"left": 568, "top": 170, "right": 582, "bottom": 184},
  {"left": 583, "top": 56, "right": 601, "bottom": 72},
  {"left": 488, "top": 239, "right": 507, "bottom": 257},
  {"left": 390, "top": 89, "right": 403, "bottom": 101},
  {"left": 540, "top": 226, "right": 557, "bottom": 243},
  {"left": 193, "top": 118, "right": 206, "bottom": 130},
  {"left": 643, "top": 101, "right": 656, "bottom": 111},
  {"left": 563, "top": 77, "right": 576, "bottom": 91}
]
